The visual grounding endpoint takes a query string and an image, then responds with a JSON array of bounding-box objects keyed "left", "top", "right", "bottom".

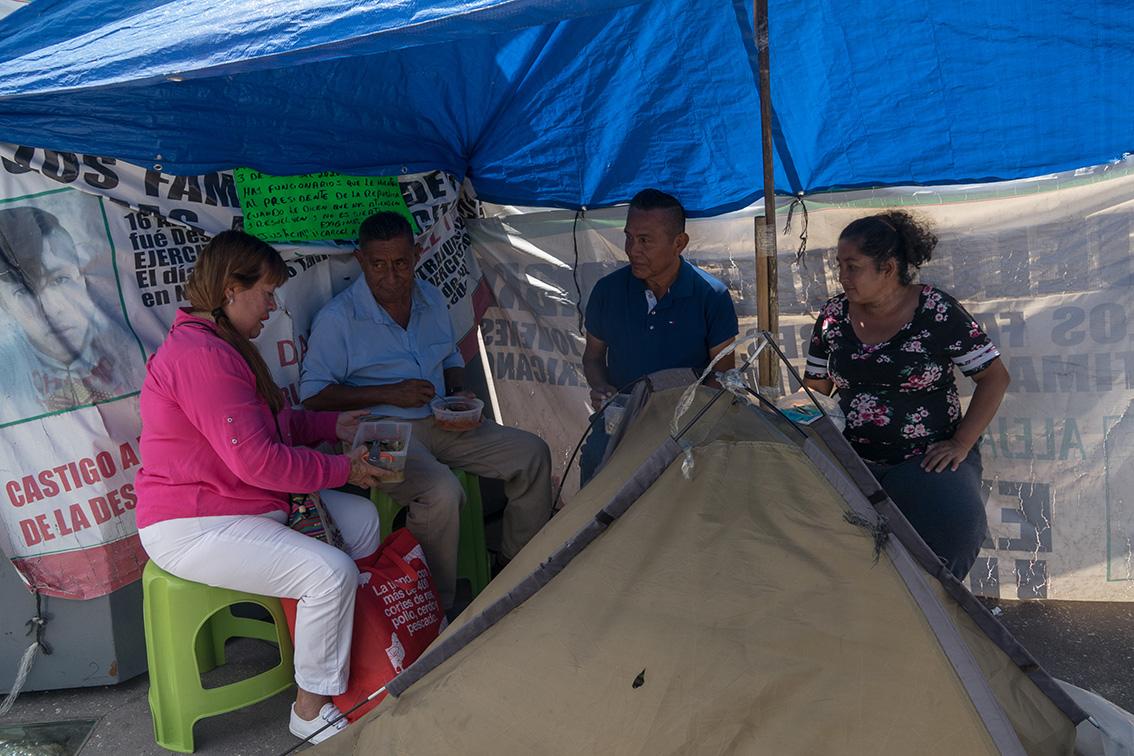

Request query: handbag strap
[{"left": 277, "top": 412, "right": 347, "bottom": 551}]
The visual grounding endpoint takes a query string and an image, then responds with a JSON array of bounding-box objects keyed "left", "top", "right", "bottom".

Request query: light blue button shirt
[{"left": 300, "top": 276, "right": 464, "bottom": 419}]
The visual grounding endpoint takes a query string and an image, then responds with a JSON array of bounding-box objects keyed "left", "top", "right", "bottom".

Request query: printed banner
[
  {"left": 469, "top": 161, "right": 1134, "bottom": 600},
  {"left": 471, "top": 215, "right": 616, "bottom": 503},
  {"left": 0, "top": 143, "right": 486, "bottom": 598}
]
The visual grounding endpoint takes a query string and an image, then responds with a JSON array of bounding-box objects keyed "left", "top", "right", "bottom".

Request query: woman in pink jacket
[{"left": 135, "top": 231, "right": 388, "bottom": 745}]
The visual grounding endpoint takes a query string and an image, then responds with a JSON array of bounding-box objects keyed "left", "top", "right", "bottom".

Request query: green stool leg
[
  {"left": 455, "top": 471, "right": 492, "bottom": 598},
  {"left": 193, "top": 617, "right": 219, "bottom": 675},
  {"left": 370, "top": 486, "right": 404, "bottom": 540},
  {"left": 371, "top": 470, "right": 492, "bottom": 599},
  {"left": 143, "top": 561, "right": 295, "bottom": 753}
]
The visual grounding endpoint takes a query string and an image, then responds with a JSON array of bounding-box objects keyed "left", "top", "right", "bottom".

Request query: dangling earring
[{"left": 226, "top": 296, "right": 234, "bottom": 305}]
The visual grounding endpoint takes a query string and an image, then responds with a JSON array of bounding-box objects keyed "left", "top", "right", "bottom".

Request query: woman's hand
[
  {"left": 921, "top": 359, "right": 1009, "bottom": 473},
  {"left": 335, "top": 409, "right": 371, "bottom": 444},
  {"left": 346, "top": 445, "right": 396, "bottom": 488},
  {"left": 921, "top": 437, "right": 973, "bottom": 473}
]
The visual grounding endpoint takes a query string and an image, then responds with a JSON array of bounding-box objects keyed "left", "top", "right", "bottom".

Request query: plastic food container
[
  {"left": 352, "top": 420, "right": 412, "bottom": 483},
  {"left": 431, "top": 396, "right": 484, "bottom": 432}
]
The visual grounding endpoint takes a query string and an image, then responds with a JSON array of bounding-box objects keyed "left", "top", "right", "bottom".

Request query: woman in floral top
[{"left": 803, "top": 211, "right": 1010, "bottom": 580}]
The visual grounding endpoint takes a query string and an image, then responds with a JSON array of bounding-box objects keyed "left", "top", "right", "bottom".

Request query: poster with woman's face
[{"left": 0, "top": 190, "right": 146, "bottom": 426}]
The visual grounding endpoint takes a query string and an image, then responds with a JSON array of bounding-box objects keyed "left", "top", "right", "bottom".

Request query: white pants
[{"left": 138, "top": 489, "right": 380, "bottom": 696}]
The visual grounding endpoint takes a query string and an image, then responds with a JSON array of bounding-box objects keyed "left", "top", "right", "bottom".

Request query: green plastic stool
[
  {"left": 371, "top": 469, "right": 492, "bottom": 598},
  {"left": 142, "top": 560, "right": 295, "bottom": 753}
]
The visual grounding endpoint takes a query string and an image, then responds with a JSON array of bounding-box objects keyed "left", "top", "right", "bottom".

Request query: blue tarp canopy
[{"left": 0, "top": 0, "right": 1130, "bottom": 215}]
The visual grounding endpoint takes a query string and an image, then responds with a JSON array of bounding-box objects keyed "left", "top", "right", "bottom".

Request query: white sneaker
[{"left": 289, "top": 702, "right": 348, "bottom": 745}]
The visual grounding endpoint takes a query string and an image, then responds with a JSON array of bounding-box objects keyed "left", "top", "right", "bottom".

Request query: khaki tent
[{"left": 319, "top": 368, "right": 1085, "bottom": 755}]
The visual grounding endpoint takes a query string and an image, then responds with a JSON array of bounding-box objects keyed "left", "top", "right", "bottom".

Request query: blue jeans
[
  {"left": 866, "top": 447, "right": 987, "bottom": 580},
  {"left": 579, "top": 416, "right": 608, "bottom": 487}
]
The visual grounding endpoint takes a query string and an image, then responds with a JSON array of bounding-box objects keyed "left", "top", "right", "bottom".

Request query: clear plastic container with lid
[
  {"left": 431, "top": 396, "right": 484, "bottom": 432},
  {"left": 352, "top": 420, "right": 412, "bottom": 482}
]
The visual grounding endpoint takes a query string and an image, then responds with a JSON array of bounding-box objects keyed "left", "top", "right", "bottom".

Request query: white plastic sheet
[{"left": 471, "top": 160, "right": 1134, "bottom": 600}]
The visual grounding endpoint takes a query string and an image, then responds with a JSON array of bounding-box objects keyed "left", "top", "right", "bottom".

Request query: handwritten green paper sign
[{"left": 233, "top": 169, "right": 419, "bottom": 242}]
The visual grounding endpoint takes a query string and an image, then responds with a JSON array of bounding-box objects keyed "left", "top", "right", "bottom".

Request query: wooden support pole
[{"left": 754, "top": 0, "right": 778, "bottom": 387}]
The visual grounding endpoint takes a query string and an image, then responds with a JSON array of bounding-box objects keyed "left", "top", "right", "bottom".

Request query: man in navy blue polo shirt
[{"left": 580, "top": 189, "right": 739, "bottom": 484}]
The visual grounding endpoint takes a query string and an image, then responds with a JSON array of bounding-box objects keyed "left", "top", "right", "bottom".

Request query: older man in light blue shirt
[
  {"left": 302, "top": 212, "right": 552, "bottom": 610},
  {"left": 300, "top": 269, "right": 465, "bottom": 420}
]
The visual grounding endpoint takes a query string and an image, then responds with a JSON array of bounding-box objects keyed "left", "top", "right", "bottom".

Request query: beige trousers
[{"left": 374, "top": 417, "right": 552, "bottom": 608}]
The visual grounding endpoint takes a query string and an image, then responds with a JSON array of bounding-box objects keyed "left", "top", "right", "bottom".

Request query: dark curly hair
[{"left": 839, "top": 210, "right": 937, "bottom": 286}]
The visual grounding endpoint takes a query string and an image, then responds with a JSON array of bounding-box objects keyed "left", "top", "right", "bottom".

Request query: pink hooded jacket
[{"left": 135, "top": 310, "right": 350, "bottom": 528}]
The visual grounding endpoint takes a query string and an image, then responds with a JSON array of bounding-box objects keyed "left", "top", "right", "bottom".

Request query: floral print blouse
[{"left": 804, "top": 285, "right": 1000, "bottom": 464}]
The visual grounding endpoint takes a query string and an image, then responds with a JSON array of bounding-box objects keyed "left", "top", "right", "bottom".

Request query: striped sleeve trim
[
  {"left": 951, "top": 342, "right": 1000, "bottom": 376},
  {"left": 804, "top": 354, "right": 829, "bottom": 378}
]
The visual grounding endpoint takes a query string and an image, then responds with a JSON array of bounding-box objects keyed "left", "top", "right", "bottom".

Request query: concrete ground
[
  {"left": 0, "top": 487, "right": 507, "bottom": 754},
  {"left": 2, "top": 597, "right": 1133, "bottom": 754},
  {"left": 1, "top": 637, "right": 297, "bottom": 755},
  {"left": 987, "top": 598, "right": 1134, "bottom": 714}
]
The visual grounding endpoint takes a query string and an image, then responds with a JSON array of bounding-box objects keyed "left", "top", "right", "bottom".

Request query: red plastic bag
[{"left": 281, "top": 528, "right": 445, "bottom": 722}]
